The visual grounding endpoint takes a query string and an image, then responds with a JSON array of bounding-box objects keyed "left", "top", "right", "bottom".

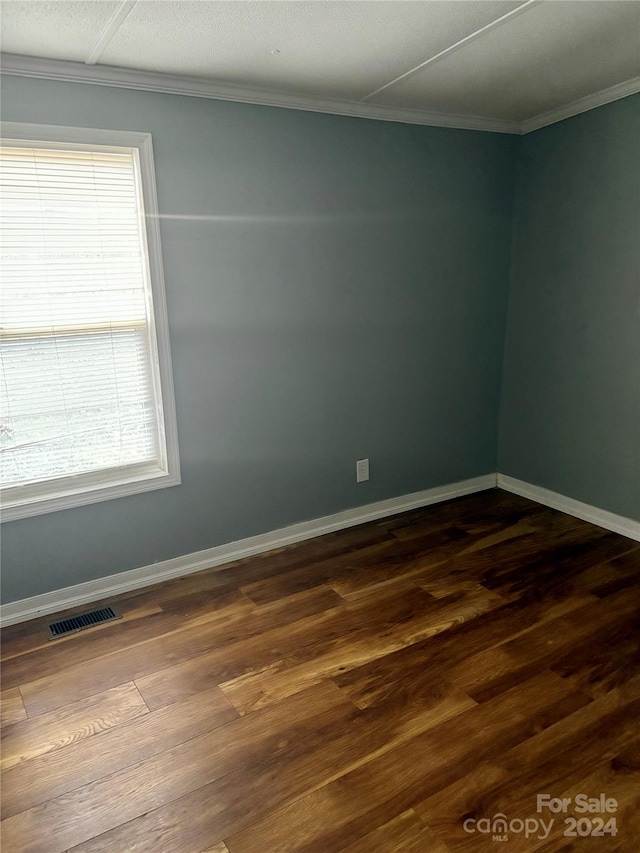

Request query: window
[{"left": 0, "top": 123, "right": 180, "bottom": 522}]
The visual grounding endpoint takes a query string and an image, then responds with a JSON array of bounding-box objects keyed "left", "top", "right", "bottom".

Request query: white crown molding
[
  {"left": 0, "top": 53, "right": 520, "bottom": 134},
  {"left": 0, "top": 474, "right": 496, "bottom": 627},
  {"left": 2, "top": 55, "right": 639, "bottom": 137},
  {"left": 497, "top": 474, "right": 640, "bottom": 542},
  {"left": 521, "top": 77, "right": 640, "bottom": 134}
]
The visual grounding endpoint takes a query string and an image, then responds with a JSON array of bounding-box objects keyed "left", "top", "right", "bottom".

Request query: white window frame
[{"left": 0, "top": 122, "right": 181, "bottom": 522}]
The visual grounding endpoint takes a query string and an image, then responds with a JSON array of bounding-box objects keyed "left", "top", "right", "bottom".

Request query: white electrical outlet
[{"left": 356, "top": 458, "right": 369, "bottom": 483}]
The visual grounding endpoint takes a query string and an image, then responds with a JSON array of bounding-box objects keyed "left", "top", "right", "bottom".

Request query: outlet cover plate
[{"left": 356, "top": 458, "right": 370, "bottom": 483}]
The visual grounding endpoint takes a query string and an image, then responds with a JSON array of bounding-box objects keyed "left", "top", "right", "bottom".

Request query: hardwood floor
[{"left": 1, "top": 489, "right": 639, "bottom": 852}]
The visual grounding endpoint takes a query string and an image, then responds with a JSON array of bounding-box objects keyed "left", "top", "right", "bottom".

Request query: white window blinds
[{"left": 0, "top": 135, "right": 177, "bottom": 515}]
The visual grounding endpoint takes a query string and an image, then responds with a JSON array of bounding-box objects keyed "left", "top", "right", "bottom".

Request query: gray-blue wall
[
  {"left": 0, "top": 75, "right": 517, "bottom": 602},
  {"left": 499, "top": 95, "right": 640, "bottom": 520}
]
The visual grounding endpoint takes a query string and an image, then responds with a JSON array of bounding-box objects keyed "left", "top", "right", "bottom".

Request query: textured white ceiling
[
  {"left": 0, "top": 1, "right": 122, "bottom": 62},
  {"left": 1, "top": 0, "right": 639, "bottom": 131}
]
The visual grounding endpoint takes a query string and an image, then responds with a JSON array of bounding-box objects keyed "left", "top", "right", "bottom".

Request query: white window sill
[{"left": 1, "top": 466, "right": 181, "bottom": 522}]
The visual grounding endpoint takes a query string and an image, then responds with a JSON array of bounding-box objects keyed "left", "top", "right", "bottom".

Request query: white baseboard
[
  {"left": 5, "top": 472, "right": 635, "bottom": 628},
  {"left": 0, "top": 474, "right": 496, "bottom": 627},
  {"left": 497, "top": 474, "right": 640, "bottom": 542}
]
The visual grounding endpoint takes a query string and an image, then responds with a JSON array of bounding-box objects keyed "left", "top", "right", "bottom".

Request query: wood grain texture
[
  {"left": 0, "top": 682, "right": 148, "bottom": 771},
  {"left": 337, "top": 809, "right": 451, "bottom": 853},
  {"left": 222, "top": 671, "right": 590, "bottom": 853},
  {"left": 0, "top": 684, "right": 238, "bottom": 819},
  {"left": 0, "top": 687, "right": 27, "bottom": 729},
  {"left": 1, "top": 489, "right": 638, "bottom": 852}
]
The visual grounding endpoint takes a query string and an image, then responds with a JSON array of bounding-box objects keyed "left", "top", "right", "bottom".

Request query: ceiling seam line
[
  {"left": 359, "top": 0, "right": 541, "bottom": 103},
  {"left": 85, "top": 0, "right": 138, "bottom": 66}
]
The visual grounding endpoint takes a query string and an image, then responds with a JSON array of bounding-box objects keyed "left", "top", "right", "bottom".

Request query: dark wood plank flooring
[{"left": 1, "top": 489, "right": 639, "bottom": 852}]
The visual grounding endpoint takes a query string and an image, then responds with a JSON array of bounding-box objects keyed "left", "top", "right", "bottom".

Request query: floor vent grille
[{"left": 47, "top": 606, "right": 121, "bottom": 639}]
